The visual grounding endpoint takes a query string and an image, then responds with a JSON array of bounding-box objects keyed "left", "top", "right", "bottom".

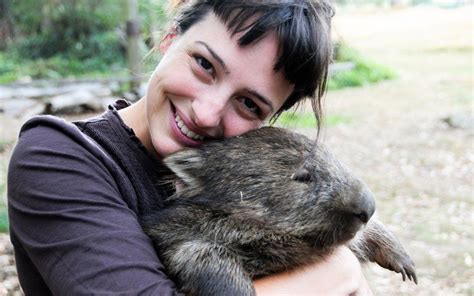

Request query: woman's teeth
[{"left": 175, "top": 114, "right": 205, "bottom": 141}]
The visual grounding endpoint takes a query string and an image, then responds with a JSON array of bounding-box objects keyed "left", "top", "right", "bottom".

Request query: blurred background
[{"left": 0, "top": 0, "right": 473, "bottom": 294}]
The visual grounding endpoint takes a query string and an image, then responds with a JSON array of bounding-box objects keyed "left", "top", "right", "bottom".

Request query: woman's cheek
[
  {"left": 161, "top": 65, "right": 203, "bottom": 98},
  {"left": 223, "top": 114, "right": 262, "bottom": 138}
]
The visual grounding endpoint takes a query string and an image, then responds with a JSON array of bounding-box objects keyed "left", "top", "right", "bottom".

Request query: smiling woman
[
  {"left": 120, "top": 12, "right": 294, "bottom": 156},
  {"left": 7, "top": 1, "right": 371, "bottom": 295}
]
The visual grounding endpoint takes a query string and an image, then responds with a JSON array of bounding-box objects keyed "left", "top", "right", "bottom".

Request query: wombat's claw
[
  {"left": 401, "top": 268, "right": 407, "bottom": 281},
  {"left": 407, "top": 268, "right": 418, "bottom": 285},
  {"left": 399, "top": 265, "right": 418, "bottom": 285}
]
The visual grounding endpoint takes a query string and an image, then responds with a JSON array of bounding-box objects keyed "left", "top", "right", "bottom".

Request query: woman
[{"left": 8, "top": 1, "right": 372, "bottom": 295}]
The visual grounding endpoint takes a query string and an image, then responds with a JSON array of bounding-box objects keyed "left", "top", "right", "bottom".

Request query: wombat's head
[{"left": 163, "top": 127, "right": 375, "bottom": 248}]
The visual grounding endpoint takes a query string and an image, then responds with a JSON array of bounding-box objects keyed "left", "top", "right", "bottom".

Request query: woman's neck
[{"left": 117, "top": 98, "right": 155, "bottom": 156}]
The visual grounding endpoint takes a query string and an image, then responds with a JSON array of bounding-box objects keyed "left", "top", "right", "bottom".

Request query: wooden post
[
  {"left": 0, "top": 0, "right": 14, "bottom": 50},
  {"left": 126, "top": 0, "right": 141, "bottom": 98}
]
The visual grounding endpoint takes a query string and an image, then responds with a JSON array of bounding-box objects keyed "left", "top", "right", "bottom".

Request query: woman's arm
[
  {"left": 254, "top": 246, "right": 372, "bottom": 296},
  {"left": 8, "top": 119, "right": 182, "bottom": 296}
]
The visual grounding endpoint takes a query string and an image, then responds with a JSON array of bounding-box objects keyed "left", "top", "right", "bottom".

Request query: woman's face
[{"left": 145, "top": 12, "right": 294, "bottom": 158}]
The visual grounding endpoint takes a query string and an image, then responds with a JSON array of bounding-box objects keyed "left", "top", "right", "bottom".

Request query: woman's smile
[
  {"left": 169, "top": 102, "right": 208, "bottom": 147},
  {"left": 174, "top": 114, "right": 205, "bottom": 141}
]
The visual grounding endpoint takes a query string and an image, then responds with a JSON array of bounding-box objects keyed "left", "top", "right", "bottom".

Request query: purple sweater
[{"left": 8, "top": 101, "right": 183, "bottom": 295}]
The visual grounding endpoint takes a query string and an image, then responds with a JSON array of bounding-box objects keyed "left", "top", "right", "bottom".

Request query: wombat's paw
[{"left": 375, "top": 249, "right": 418, "bottom": 284}]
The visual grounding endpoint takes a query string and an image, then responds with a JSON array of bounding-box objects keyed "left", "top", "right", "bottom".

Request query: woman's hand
[{"left": 254, "top": 246, "right": 372, "bottom": 296}]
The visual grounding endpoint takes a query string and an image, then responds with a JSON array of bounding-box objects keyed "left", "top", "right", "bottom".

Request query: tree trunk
[
  {"left": 0, "top": 0, "right": 14, "bottom": 50},
  {"left": 40, "top": 1, "right": 52, "bottom": 34},
  {"left": 126, "top": 0, "right": 141, "bottom": 97}
]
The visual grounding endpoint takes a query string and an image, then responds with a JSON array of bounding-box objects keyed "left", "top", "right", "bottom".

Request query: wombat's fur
[{"left": 141, "top": 127, "right": 417, "bottom": 296}]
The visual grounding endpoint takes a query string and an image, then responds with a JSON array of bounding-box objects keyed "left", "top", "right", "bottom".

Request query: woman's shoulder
[
  {"left": 20, "top": 114, "right": 91, "bottom": 141},
  {"left": 13, "top": 114, "right": 109, "bottom": 165}
]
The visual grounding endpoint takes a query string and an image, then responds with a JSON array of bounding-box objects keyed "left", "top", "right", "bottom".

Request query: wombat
[{"left": 141, "top": 127, "right": 417, "bottom": 296}]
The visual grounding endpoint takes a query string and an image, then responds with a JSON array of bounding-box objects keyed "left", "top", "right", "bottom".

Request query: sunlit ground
[{"left": 314, "top": 4, "right": 473, "bottom": 295}]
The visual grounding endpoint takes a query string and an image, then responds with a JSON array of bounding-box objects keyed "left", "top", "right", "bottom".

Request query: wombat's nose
[
  {"left": 351, "top": 188, "right": 376, "bottom": 223},
  {"left": 353, "top": 211, "right": 370, "bottom": 223}
]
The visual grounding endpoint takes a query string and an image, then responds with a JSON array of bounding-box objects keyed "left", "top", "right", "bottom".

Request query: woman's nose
[{"left": 191, "top": 96, "right": 227, "bottom": 130}]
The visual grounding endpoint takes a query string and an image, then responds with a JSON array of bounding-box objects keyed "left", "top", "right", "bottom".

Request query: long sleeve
[{"left": 8, "top": 117, "right": 182, "bottom": 295}]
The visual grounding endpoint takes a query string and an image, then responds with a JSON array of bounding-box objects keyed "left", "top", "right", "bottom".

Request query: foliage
[
  {"left": 0, "top": 51, "right": 127, "bottom": 83},
  {"left": 10, "top": 0, "right": 125, "bottom": 36},
  {"left": 2, "top": 1, "right": 395, "bottom": 89},
  {"left": 275, "top": 111, "right": 352, "bottom": 128},
  {"left": 139, "top": 0, "right": 169, "bottom": 45},
  {"left": 0, "top": 209, "right": 7, "bottom": 233},
  {"left": 0, "top": 180, "right": 6, "bottom": 233},
  {"left": 328, "top": 43, "right": 397, "bottom": 90},
  {"left": 0, "top": 0, "right": 167, "bottom": 82},
  {"left": 9, "top": 0, "right": 127, "bottom": 62},
  {"left": 0, "top": 139, "right": 13, "bottom": 153}
]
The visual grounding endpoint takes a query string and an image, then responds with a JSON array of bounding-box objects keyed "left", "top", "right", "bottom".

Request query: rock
[
  {"left": 442, "top": 112, "right": 474, "bottom": 130},
  {"left": 109, "top": 81, "right": 121, "bottom": 94},
  {"left": 1, "top": 80, "right": 132, "bottom": 118},
  {"left": 328, "top": 62, "right": 356, "bottom": 77},
  {"left": 1, "top": 82, "right": 113, "bottom": 101},
  {"left": 91, "top": 87, "right": 112, "bottom": 98},
  {"left": 0, "top": 87, "right": 16, "bottom": 100},
  {"left": 9, "top": 87, "right": 54, "bottom": 99},
  {"left": 2, "top": 277, "right": 20, "bottom": 291},
  {"left": 0, "top": 285, "right": 8, "bottom": 295},
  {"left": 122, "top": 91, "right": 138, "bottom": 102},
  {"left": 47, "top": 90, "right": 104, "bottom": 115},
  {"left": 100, "top": 97, "right": 119, "bottom": 110},
  {"left": 3, "top": 265, "right": 18, "bottom": 277},
  {"left": 0, "top": 255, "right": 10, "bottom": 266},
  {"left": 58, "top": 83, "right": 107, "bottom": 96},
  {"left": 22, "top": 103, "right": 49, "bottom": 119},
  {"left": 137, "top": 83, "right": 147, "bottom": 98},
  {"left": 0, "top": 98, "right": 45, "bottom": 118},
  {"left": 0, "top": 234, "right": 21, "bottom": 294}
]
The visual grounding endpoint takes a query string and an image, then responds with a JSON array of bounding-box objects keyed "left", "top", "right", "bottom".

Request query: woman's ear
[{"left": 159, "top": 28, "right": 178, "bottom": 54}]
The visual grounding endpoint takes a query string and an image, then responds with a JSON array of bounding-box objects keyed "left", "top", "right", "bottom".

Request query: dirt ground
[
  {"left": 0, "top": 4, "right": 472, "bottom": 296},
  {"left": 319, "top": 5, "right": 473, "bottom": 295}
]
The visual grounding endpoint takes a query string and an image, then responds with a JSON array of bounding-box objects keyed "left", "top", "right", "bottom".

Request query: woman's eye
[
  {"left": 195, "top": 56, "right": 214, "bottom": 74},
  {"left": 239, "top": 97, "right": 260, "bottom": 115}
]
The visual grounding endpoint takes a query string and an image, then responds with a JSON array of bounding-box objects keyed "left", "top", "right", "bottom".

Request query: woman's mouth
[
  {"left": 169, "top": 102, "right": 207, "bottom": 147},
  {"left": 174, "top": 113, "right": 205, "bottom": 141}
]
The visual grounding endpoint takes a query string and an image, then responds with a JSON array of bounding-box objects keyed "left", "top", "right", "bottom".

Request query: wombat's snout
[{"left": 349, "top": 187, "right": 376, "bottom": 224}]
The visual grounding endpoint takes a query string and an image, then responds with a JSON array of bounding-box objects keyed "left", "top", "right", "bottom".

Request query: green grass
[
  {"left": 0, "top": 51, "right": 127, "bottom": 84},
  {"left": 0, "top": 181, "right": 7, "bottom": 233},
  {"left": 275, "top": 111, "right": 352, "bottom": 129},
  {"left": 329, "top": 44, "right": 397, "bottom": 90},
  {"left": 0, "top": 140, "right": 13, "bottom": 153},
  {"left": 0, "top": 208, "right": 8, "bottom": 233}
]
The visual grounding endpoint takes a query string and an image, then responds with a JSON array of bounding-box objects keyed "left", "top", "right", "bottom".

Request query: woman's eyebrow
[{"left": 195, "top": 41, "right": 230, "bottom": 74}]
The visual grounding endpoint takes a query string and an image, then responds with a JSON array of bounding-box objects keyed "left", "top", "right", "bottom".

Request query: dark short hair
[{"left": 173, "top": 0, "right": 334, "bottom": 132}]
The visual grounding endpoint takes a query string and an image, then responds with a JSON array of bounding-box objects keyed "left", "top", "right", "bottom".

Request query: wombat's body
[{"left": 141, "top": 127, "right": 417, "bottom": 296}]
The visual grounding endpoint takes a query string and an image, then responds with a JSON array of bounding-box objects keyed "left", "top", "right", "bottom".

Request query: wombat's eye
[{"left": 291, "top": 168, "right": 313, "bottom": 183}]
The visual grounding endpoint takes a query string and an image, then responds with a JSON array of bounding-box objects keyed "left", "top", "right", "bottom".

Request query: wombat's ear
[
  {"left": 163, "top": 150, "right": 203, "bottom": 187},
  {"left": 291, "top": 167, "right": 313, "bottom": 183}
]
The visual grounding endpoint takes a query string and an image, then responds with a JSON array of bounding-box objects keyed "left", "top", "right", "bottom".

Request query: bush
[
  {"left": 275, "top": 111, "right": 352, "bottom": 128},
  {"left": 328, "top": 43, "right": 397, "bottom": 90},
  {"left": 13, "top": 29, "right": 124, "bottom": 63},
  {"left": 0, "top": 51, "right": 126, "bottom": 83},
  {"left": 0, "top": 210, "right": 8, "bottom": 233},
  {"left": 2, "top": 1, "right": 171, "bottom": 82},
  {"left": 10, "top": 1, "right": 126, "bottom": 64}
]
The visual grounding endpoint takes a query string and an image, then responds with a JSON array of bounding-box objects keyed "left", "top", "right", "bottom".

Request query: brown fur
[{"left": 141, "top": 127, "right": 417, "bottom": 296}]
